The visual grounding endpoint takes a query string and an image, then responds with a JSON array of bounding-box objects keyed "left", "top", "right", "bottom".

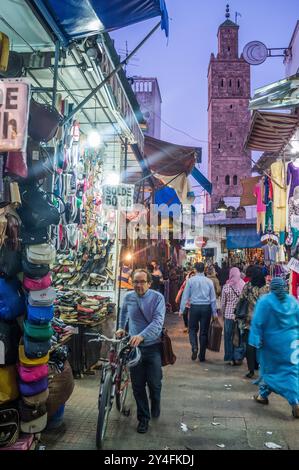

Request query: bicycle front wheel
[
  {"left": 115, "top": 363, "right": 130, "bottom": 413},
  {"left": 96, "top": 369, "right": 113, "bottom": 449}
]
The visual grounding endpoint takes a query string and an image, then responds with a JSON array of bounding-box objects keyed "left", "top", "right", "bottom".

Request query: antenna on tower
[{"left": 235, "top": 11, "right": 242, "bottom": 24}]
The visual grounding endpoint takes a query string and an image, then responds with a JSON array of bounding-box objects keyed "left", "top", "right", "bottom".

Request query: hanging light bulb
[{"left": 87, "top": 128, "right": 102, "bottom": 148}]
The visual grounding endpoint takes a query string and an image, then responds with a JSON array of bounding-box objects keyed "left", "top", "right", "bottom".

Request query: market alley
[{"left": 41, "top": 313, "right": 299, "bottom": 451}]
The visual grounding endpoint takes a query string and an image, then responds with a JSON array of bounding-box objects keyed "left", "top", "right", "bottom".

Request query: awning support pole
[
  {"left": 61, "top": 21, "right": 161, "bottom": 125},
  {"left": 52, "top": 40, "right": 60, "bottom": 109}
]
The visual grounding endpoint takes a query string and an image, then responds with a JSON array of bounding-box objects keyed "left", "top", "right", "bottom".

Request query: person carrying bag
[{"left": 116, "top": 268, "right": 166, "bottom": 434}]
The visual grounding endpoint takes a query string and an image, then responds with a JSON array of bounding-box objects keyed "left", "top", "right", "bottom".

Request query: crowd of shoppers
[{"left": 119, "top": 257, "right": 298, "bottom": 432}]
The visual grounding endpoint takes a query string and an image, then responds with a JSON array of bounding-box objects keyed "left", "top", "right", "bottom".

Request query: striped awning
[{"left": 244, "top": 111, "right": 299, "bottom": 153}]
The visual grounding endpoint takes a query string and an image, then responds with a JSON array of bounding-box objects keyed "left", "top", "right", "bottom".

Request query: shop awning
[
  {"left": 143, "top": 136, "right": 211, "bottom": 195},
  {"left": 249, "top": 74, "right": 299, "bottom": 110},
  {"left": 244, "top": 111, "right": 299, "bottom": 153},
  {"left": 154, "top": 186, "right": 181, "bottom": 207},
  {"left": 29, "top": 0, "right": 169, "bottom": 46},
  {"left": 226, "top": 227, "right": 262, "bottom": 249},
  {"left": 144, "top": 136, "right": 199, "bottom": 176},
  {"left": 191, "top": 167, "right": 212, "bottom": 195}
]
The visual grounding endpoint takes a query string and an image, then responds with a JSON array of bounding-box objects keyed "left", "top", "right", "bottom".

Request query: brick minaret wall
[{"left": 208, "top": 19, "right": 252, "bottom": 212}]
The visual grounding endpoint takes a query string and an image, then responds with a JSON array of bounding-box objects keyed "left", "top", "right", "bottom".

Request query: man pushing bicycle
[{"left": 116, "top": 268, "right": 166, "bottom": 434}]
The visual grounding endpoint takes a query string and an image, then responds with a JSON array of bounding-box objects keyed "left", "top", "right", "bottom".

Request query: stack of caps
[
  {"left": 17, "top": 288, "right": 56, "bottom": 433},
  {"left": 18, "top": 345, "right": 49, "bottom": 433}
]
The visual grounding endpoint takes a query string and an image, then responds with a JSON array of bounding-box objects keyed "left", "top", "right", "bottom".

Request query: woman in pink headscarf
[{"left": 221, "top": 268, "right": 245, "bottom": 365}]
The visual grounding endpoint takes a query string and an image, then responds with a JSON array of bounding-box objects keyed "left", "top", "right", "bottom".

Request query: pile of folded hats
[
  {"left": 54, "top": 289, "right": 115, "bottom": 323},
  {"left": 17, "top": 287, "right": 56, "bottom": 434}
]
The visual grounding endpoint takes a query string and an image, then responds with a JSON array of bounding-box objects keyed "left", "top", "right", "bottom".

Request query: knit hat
[{"left": 270, "top": 277, "right": 287, "bottom": 301}]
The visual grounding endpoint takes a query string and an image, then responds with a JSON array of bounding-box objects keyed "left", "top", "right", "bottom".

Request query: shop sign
[
  {"left": 0, "top": 79, "right": 30, "bottom": 152},
  {"left": 287, "top": 257, "right": 299, "bottom": 274},
  {"left": 102, "top": 184, "right": 134, "bottom": 210}
]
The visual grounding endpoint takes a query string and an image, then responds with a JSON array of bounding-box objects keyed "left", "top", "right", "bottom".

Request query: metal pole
[
  {"left": 124, "top": 138, "right": 128, "bottom": 183},
  {"left": 52, "top": 40, "right": 60, "bottom": 109},
  {"left": 62, "top": 21, "right": 161, "bottom": 125}
]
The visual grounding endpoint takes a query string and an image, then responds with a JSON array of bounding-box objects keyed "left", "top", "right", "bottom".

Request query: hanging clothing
[
  {"left": 263, "top": 244, "right": 278, "bottom": 263},
  {"left": 254, "top": 181, "right": 266, "bottom": 233},
  {"left": 249, "top": 292, "right": 299, "bottom": 406},
  {"left": 290, "top": 270, "right": 299, "bottom": 299},
  {"left": 263, "top": 176, "right": 273, "bottom": 205},
  {"left": 265, "top": 201, "right": 274, "bottom": 232},
  {"left": 271, "top": 161, "right": 287, "bottom": 233},
  {"left": 288, "top": 196, "right": 299, "bottom": 229},
  {"left": 287, "top": 162, "right": 299, "bottom": 200}
]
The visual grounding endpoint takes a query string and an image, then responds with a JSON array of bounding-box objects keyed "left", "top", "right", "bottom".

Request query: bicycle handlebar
[{"left": 86, "top": 332, "right": 130, "bottom": 344}]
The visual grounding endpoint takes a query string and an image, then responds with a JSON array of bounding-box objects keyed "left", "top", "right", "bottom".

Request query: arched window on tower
[
  {"left": 220, "top": 79, "right": 224, "bottom": 87},
  {"left": 237, "top": 79, "right": 241, "bottom": 89},
  {"left": 229, "top": 79, "right": 232, "bottom": 88},
  {"left": 233, "top": 175, "right": 238, "bottom": 186},
  {"left": 225, "top": 175, "right": 230, "bottom": 185}
]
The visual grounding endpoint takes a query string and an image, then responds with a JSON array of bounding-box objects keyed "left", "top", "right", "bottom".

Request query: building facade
[
  {"left": 207, "top": 10, "right": 252, "bottom": 212},
  {"left": 132, "top": 77, "right": 162, "bottom": 139}
]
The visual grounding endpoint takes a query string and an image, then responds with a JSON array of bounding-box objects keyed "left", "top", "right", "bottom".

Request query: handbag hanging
[
  {"left": 18, "top": 184, "right": 61, "bottom": 229},
  {"left": 160, "top": 327, "right": 176, "bottom": 366},
  {"left": 28, "top": 99, "right": 62, "bottom": 143}
]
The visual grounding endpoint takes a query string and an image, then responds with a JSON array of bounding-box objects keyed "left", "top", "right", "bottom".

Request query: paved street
[{"left": 42, "top": 314, "right": 299, "bottom": 451}]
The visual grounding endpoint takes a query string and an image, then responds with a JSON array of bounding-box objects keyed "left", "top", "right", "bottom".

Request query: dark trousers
[
  {"left": 188, "top": 304, "right": 212, "bottom": 361},
  {"left": 224, "top": 318, "right": 246, "bottom": 362},
  {"left": 130, "top": 344, "right": 162, "bottom": 422},
  {"left": 244, "top": 330, "right": 258, "bottom": 372},
  {"left": 183, "top": 307, "right": 189, "bottom": 327}
]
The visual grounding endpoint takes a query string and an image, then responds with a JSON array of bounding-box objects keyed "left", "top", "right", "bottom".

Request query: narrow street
[{"left": 42, "top": 314, "right": 299, "bottom": 451}]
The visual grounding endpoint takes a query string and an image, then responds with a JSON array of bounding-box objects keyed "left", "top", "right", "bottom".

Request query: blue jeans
[
  {"left": 224, "top": 318, "right": 245, "bottom": 362},
  {"left": 130, "top": 343, "right": 162, "bottom": 422},
  {"left": 188, "top": 304, "right": 211, "bottom": 361}
]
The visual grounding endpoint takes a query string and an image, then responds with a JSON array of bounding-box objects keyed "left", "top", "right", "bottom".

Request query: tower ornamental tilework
[{"left": 208, "top": 11, "right": 251, "bottom": 212}]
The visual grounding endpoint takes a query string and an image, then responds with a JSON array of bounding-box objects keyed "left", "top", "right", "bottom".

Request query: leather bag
[
  {"left": 0, "top": 245, "right": 22, "bottom": 279},
  {"left": 0, "top": 320, "right": 21, "bottom": 366},
  {"left": 5, "top": 151, "right": 28, "bottom": 179},
  {"left": 0, "top": 365, "right": 19, "bottom": 404},
  {"left": 0, "top": 405, "right": 19, "bottom": 448},
  {"left": 234, "top": 297, "right": 249, "bottom": 320},
  {"left": 207, "top": 317, "right": 223, "bottom": 352},
  {"left": 160, "top": 327, "right": 176, "bottom": 366},
  {"left": 18, "top": 185, "right": 60, "bottom": 229},
  {"left": 5, "top": 210, "right": 20, "bottom": 251},
  {"left": 28, "top": 99, "right": 62, "bottom": 143}
]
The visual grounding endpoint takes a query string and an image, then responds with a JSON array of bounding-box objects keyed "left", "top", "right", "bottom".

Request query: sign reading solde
[
  {"left": 102, "top": 184, "right": 135, "bottom": 210},
  {"left": 0, "top": 79, "right": 30, "bottom": 152}
]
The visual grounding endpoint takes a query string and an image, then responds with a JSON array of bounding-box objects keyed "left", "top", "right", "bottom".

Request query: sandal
[{"left": 253, "top": 394, "right": 269, "bottom": 405}]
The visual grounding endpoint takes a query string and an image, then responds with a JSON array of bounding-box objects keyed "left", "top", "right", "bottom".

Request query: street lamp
[{"left": 216, "top": 198, "right": 228, "bottom": 212}]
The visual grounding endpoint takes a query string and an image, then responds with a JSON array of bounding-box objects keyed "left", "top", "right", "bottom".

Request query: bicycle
[{"left": 87, "top": 333, "right": 133, "bottom": 449}]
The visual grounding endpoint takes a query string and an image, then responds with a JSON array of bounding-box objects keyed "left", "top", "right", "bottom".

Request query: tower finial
[{"left": 225, "top": 3, "right": 230, "bottom": 19}]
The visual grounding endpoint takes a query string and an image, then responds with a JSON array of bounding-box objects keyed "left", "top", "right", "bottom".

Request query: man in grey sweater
[
  {"left": 180, "top": 262, "right": 217, "bottom": 362},
  {"left": 116, "top": 269, "right": 165, "bottom": 434}
]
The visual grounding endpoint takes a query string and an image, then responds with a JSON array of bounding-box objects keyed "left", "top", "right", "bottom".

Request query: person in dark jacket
[{"left": 218, "top": 262, "right": 230, "bottom": 288}]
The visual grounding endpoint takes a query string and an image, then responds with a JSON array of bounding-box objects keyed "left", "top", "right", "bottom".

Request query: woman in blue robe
[{"left": 249, "top": 277, "right": 299, "bottom": 418}]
